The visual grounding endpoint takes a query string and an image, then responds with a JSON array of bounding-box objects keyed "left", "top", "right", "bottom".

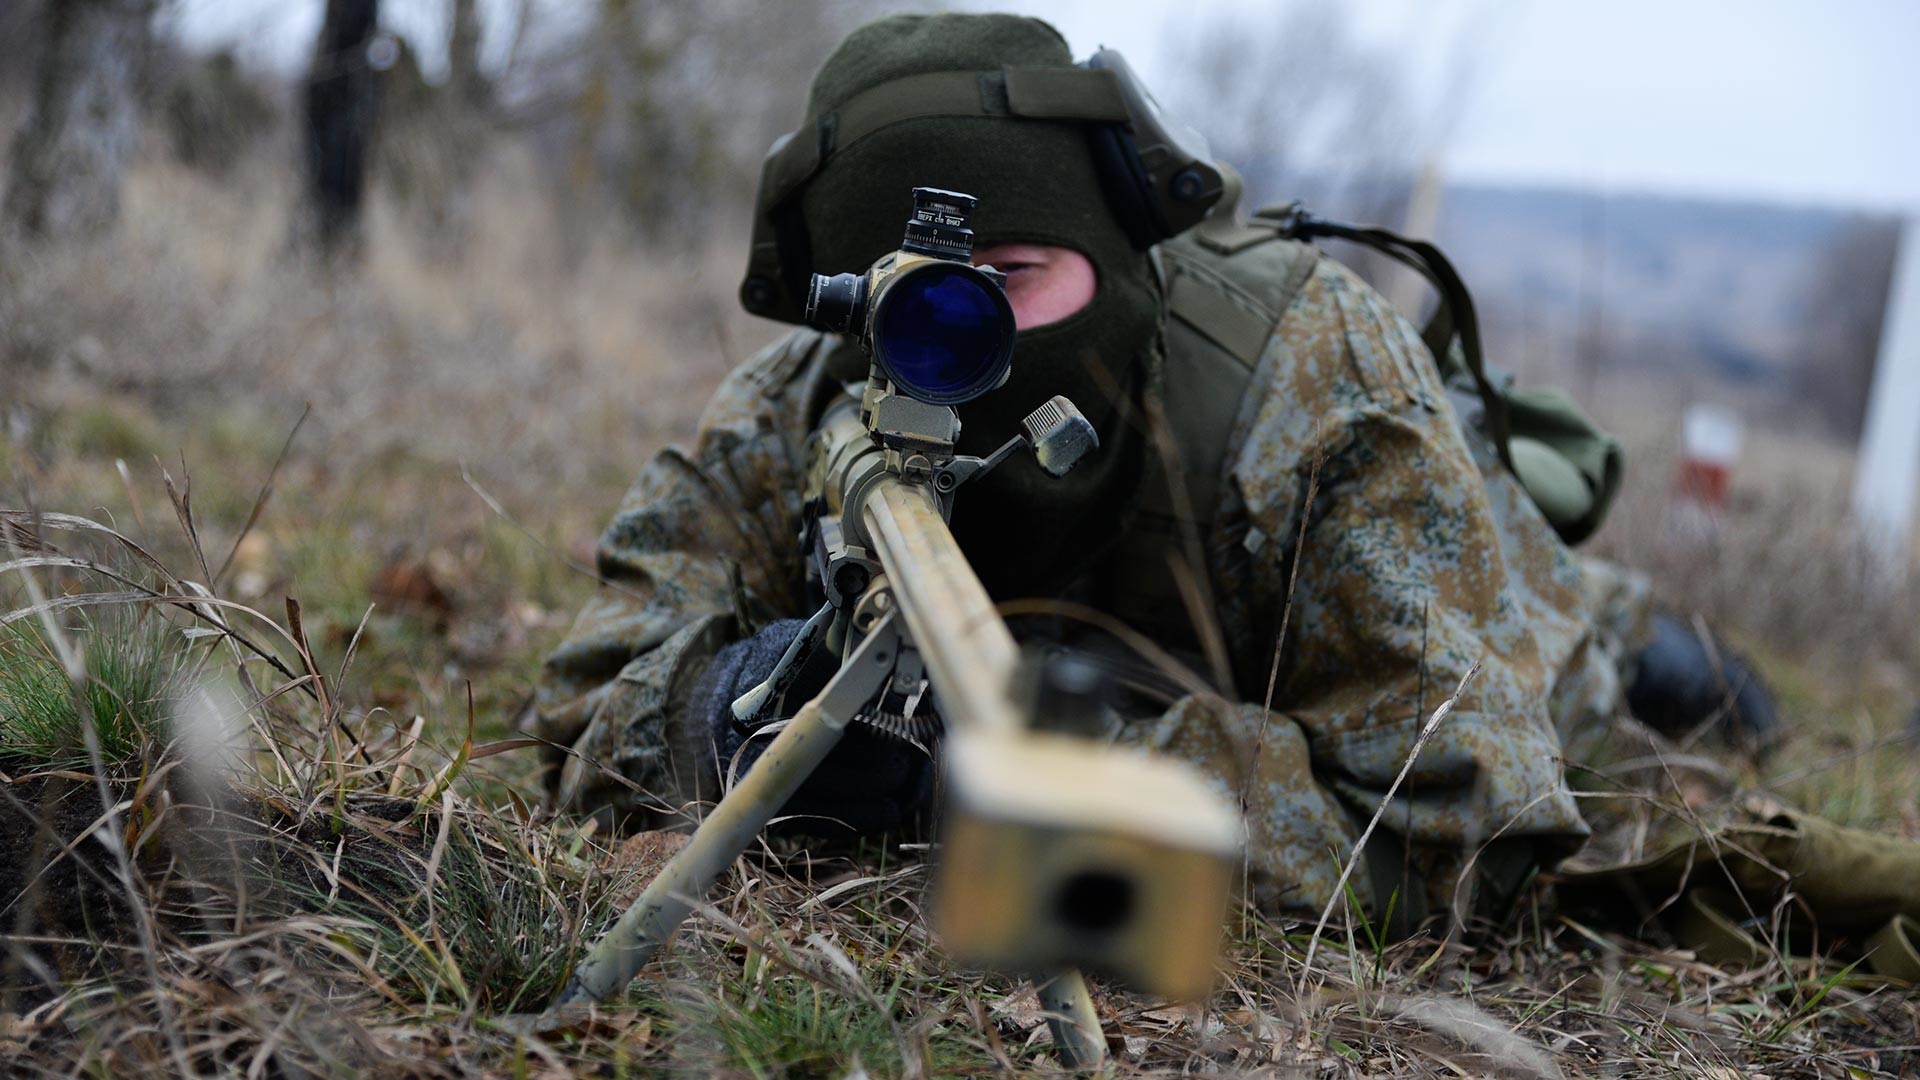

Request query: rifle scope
[{"left": 805, "top": 188, "right": 1016, "bottom": 406}]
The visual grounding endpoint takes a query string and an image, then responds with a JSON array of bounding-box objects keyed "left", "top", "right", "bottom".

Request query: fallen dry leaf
[
  {"left": 370, "top": 557, "right": 454, "bottom": 623},
  {"left": 602, "top": 830, "right": 692, "bottom": 908}
]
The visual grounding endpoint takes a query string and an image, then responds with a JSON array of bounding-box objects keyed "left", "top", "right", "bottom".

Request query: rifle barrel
[{"left": 860, "top": 476, "right": 1021, "bottom": 738}]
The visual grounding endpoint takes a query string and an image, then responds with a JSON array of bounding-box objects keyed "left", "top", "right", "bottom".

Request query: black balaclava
[{"left": 797, "top": 14, "right": 1161, "bottom": 599}]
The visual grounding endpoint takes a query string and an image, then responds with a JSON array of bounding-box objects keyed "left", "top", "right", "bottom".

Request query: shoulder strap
[
  {"left": 1095, "top": 171, "right": 1318, "bottom": 664},
  {"left": 1150, "top": 173, "right": 1320, "bottom": 529}
]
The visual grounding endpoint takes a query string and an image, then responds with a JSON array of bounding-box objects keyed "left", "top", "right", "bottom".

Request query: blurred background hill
[{"left": 1439, "top": 186, "right": 1900, "bottom": 439}]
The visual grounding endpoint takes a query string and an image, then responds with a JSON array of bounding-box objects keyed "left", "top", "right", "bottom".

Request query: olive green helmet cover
[{"left": 800, "top": 13, "right": 1162, "bottom": 598}]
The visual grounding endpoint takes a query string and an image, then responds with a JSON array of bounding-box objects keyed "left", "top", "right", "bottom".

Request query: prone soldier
[{"left": 529, "top": 12, "right": 1772, "bottom": 933}]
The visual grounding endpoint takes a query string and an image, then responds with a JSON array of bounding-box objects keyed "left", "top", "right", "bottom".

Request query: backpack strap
[
  {"left": 1258, "top": 203, "right": 1627, "bottom": 545},
  {"left": 1256, "top": 201, "right": 1516, "bottom": 474}
]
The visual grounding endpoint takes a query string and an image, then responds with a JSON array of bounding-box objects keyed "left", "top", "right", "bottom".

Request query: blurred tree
[
  {"left": 1164, "top": 4, "right": 1489, "bottom": 326},
  {"left": 513, "top": 0, "right": 911, "bottom": 246},
  {"left": 2, "top": 0, "right": 153, "bottom": 243},
  {"left": 373, "top": 0, "right": 493, "bottom": 260},
  {"left": 1163, "top": 0, "right": 1468, "bottom": 228},
  {"left": 301, "top": 0, "right": 382, "bottom": 261}
]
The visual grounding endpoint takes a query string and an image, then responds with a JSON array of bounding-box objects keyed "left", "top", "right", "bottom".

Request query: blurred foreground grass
[{"left": 11, "top": 390, "right": 590, "bottom": 774}]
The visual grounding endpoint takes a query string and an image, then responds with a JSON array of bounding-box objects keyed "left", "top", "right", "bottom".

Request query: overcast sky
[{"left": 168, "top": 0, "right": 1920, "bottom": 212}]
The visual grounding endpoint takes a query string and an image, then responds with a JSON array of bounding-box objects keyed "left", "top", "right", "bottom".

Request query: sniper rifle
[{"left": 549, "top": 188, "right": 1242, "bottom": 1069}]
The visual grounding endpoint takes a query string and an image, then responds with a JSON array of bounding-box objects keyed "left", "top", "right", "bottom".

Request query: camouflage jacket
[{"left": 534, "top": 237, "right": 1628, "bottom": 920}]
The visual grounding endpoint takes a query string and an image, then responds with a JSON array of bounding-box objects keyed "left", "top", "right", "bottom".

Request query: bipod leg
[
  {"left": 548, "top": 613, "right": 901, "bottom": 1009},
  {"left": 1038, "top": 968, "right": 1107, "bottom": 1070}
]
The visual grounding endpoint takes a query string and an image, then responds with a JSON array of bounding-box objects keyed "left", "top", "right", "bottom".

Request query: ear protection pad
[
  {"left": 1086, "top": 122, "right": 1172, "bottom": 251},
  {"left": 1080, "top": 48, "right": 1223, "bottom": 250}
]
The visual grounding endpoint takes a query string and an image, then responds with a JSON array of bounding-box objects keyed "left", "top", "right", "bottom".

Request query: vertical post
[
  {"left": 1383, "top": 159, "right": 1445, "bottom": 319},
  {"left": 1852, "top": 215, "right": 1920, "bottom": 567}
]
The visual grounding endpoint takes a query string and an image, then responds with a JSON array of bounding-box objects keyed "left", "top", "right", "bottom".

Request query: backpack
[{"left": 1156, "top": 181, "right": 1624, "bottom": 546}]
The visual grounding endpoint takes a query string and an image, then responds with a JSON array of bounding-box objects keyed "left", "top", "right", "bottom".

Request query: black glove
[
  {"left": 1625, "top": 613, "right": 1779, "bottom": 752},
  {"left": 687, "top": 619, "right": 934, "bottom": 837}
]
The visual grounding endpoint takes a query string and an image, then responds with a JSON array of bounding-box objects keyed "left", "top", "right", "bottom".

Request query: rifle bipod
[{"left": 543, "top": 608, "right": 1110, "bottom": 1070}]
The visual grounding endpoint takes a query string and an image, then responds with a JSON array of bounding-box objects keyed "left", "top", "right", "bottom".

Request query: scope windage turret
[
  {"left": 900, "top": 188, "right": 978, "bottom": 262},
  {"left": 802, "top": 187, "right": 1016, "bottom": 406}
]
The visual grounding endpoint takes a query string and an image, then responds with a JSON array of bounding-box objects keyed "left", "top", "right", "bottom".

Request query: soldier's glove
[
  {"left": 1625, "top": 612, "right": 1780, "bottom": 753},
  {"left": 688, "top": 619, "right": 934, "bottom": 837}
]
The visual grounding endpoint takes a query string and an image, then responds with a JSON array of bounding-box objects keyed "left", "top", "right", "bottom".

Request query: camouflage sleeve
[
  {"left": 532, "top": 332, "right": 829, "bottom": 828},
  {"left": 1136, "top": 261, "right": 1590, "bottom": 921}
]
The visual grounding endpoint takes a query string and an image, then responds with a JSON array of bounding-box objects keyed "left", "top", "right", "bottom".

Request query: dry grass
[{"left": 4, "top": 142, "right": 1920, "bottom": 1077}]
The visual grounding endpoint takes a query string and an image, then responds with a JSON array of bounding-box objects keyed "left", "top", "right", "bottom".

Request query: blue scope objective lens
[{"left": 872, "top": 263, "right": 1015, "bottom": 405}]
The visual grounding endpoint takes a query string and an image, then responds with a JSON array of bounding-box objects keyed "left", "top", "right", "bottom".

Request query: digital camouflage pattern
[{"left": 532, "top": 240, "right": 1645, "bottom": 921}]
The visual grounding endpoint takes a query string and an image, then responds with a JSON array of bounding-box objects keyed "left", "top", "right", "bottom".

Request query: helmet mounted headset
[{"left": 739, "top": 48, "right": 1226, "bottom": 325}]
